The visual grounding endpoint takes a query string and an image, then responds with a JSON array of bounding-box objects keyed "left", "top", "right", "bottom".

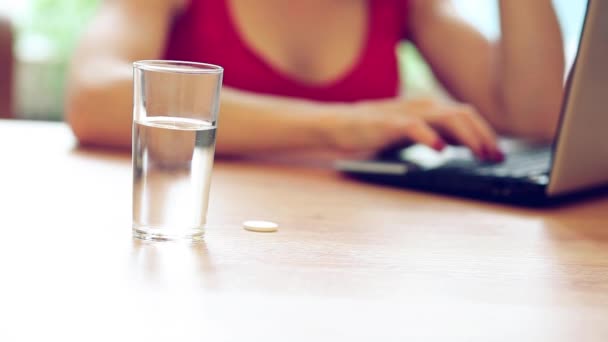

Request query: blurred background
[{"left": 0, "top": 0, "right": 588, "bottom": 121}]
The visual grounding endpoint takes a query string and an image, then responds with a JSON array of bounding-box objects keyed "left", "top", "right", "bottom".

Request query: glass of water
[{"left": 132, "top": 60, "right": 223, "bottom": 241}]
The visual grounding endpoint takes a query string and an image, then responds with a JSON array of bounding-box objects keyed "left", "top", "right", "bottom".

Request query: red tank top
[{"left": 164, "top": 0, "right": 408, "bottom": 102}]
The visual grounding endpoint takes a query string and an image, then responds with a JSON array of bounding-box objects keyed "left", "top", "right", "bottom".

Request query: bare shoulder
[
  {"left": 408, "top": 0, "right": 450, "bottom": 12},
  {"left": 408, "top": 0, "right": 452, "bottom": 21},
  {"left": 407, "top": 0, "right": 459, "bottom": 35},
  {"left": 100, "top": 0, "right": 187, "bottom": 14},
  {"left": 83, "top": 0, "right": 186, "bottom": 38}
]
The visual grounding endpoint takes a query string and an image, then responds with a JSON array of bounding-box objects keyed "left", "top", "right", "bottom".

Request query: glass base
[{"left": 132, "top": 224, "right": 205, "bottom": 242}]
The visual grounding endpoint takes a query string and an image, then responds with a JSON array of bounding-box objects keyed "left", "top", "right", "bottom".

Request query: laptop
[{"left": 336, "top": 0, "right": 608, "bottom": 206}]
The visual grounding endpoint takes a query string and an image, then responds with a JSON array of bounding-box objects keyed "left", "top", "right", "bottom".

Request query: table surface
[{"left": 1, "top": 119, "right": 608, "bottom": 341}]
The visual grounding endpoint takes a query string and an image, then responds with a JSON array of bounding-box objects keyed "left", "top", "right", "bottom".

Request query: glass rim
[{"left": 133, "top": 60, "right": 224, "bottom": 74}]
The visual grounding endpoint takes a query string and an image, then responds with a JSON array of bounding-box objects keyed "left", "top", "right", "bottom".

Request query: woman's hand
[
  {"left": 323, "top": 98, "right": 504, "bottom": 161},
  {"left": 408, "top": 0, "right": 564, "bottom": 141}
]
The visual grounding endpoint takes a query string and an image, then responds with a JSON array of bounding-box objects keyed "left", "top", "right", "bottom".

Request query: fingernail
[
  {"left": 488, "top": 149, "right": 504, "bottom": 162},
  {"left": 432, "top": 139, "right": 447, "bottom": 152},
  {"left": 494, "top": 149, "right": 505, "bottom": 162},
  {"left": 477, "top": 146, "right": 489, "bottom": 161}
]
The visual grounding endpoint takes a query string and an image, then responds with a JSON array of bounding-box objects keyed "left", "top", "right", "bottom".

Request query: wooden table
[{"left": 1, "top": 119, "right": 607, "bottom": 341}]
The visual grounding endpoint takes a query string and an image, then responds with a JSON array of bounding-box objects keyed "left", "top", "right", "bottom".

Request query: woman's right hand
[{"left": 322, "top": 98, "right": 504, "bottom": 161}]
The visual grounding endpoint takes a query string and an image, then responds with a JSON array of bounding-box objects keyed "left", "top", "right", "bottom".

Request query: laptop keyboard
[{"left": 474, "top": 148, "right": 552, "bottom": 178}]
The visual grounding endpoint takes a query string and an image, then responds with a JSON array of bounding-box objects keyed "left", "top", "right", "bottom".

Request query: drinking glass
[{"left": 132, "top": 60, "right": 223, "bottom": 241}]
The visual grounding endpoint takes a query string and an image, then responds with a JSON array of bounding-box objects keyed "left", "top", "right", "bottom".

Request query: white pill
[{"left": 243, "top": 220, "right": 279, "bottom": 233}]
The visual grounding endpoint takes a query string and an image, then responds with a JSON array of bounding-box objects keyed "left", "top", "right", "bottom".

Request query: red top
[{"left": 164, "top": 0, "right": 408, "bottom": 102}]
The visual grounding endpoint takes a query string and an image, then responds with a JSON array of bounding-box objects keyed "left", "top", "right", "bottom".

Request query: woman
[{"left": 66, "top": 0, "right": 564, "bottom": 161}]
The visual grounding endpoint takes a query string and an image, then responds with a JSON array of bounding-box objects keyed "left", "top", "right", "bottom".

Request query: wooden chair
[{"left": 0, "top": 16, "right": 14, "bottom": 118}]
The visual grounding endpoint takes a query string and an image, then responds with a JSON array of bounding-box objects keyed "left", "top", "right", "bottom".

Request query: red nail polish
[
  {"left": 432, "top": 139, "right": 447, "bottom": 152},
  {"left": 493, "top": 150, "right": 505, "bottom": 162},
  {"left": 475, "top": 146, "right": 490, "bottom": 161}
]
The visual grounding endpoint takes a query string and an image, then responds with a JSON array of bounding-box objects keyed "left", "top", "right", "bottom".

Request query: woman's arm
[
  {"left": 409, "top": 0, "right": 565, "bottom": 140},
  {"left": 66, "top": 0, "right": 183, "bottom": 148},
  {"left": 497, "top": 0, "right": 565, "bottom": 139}
]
